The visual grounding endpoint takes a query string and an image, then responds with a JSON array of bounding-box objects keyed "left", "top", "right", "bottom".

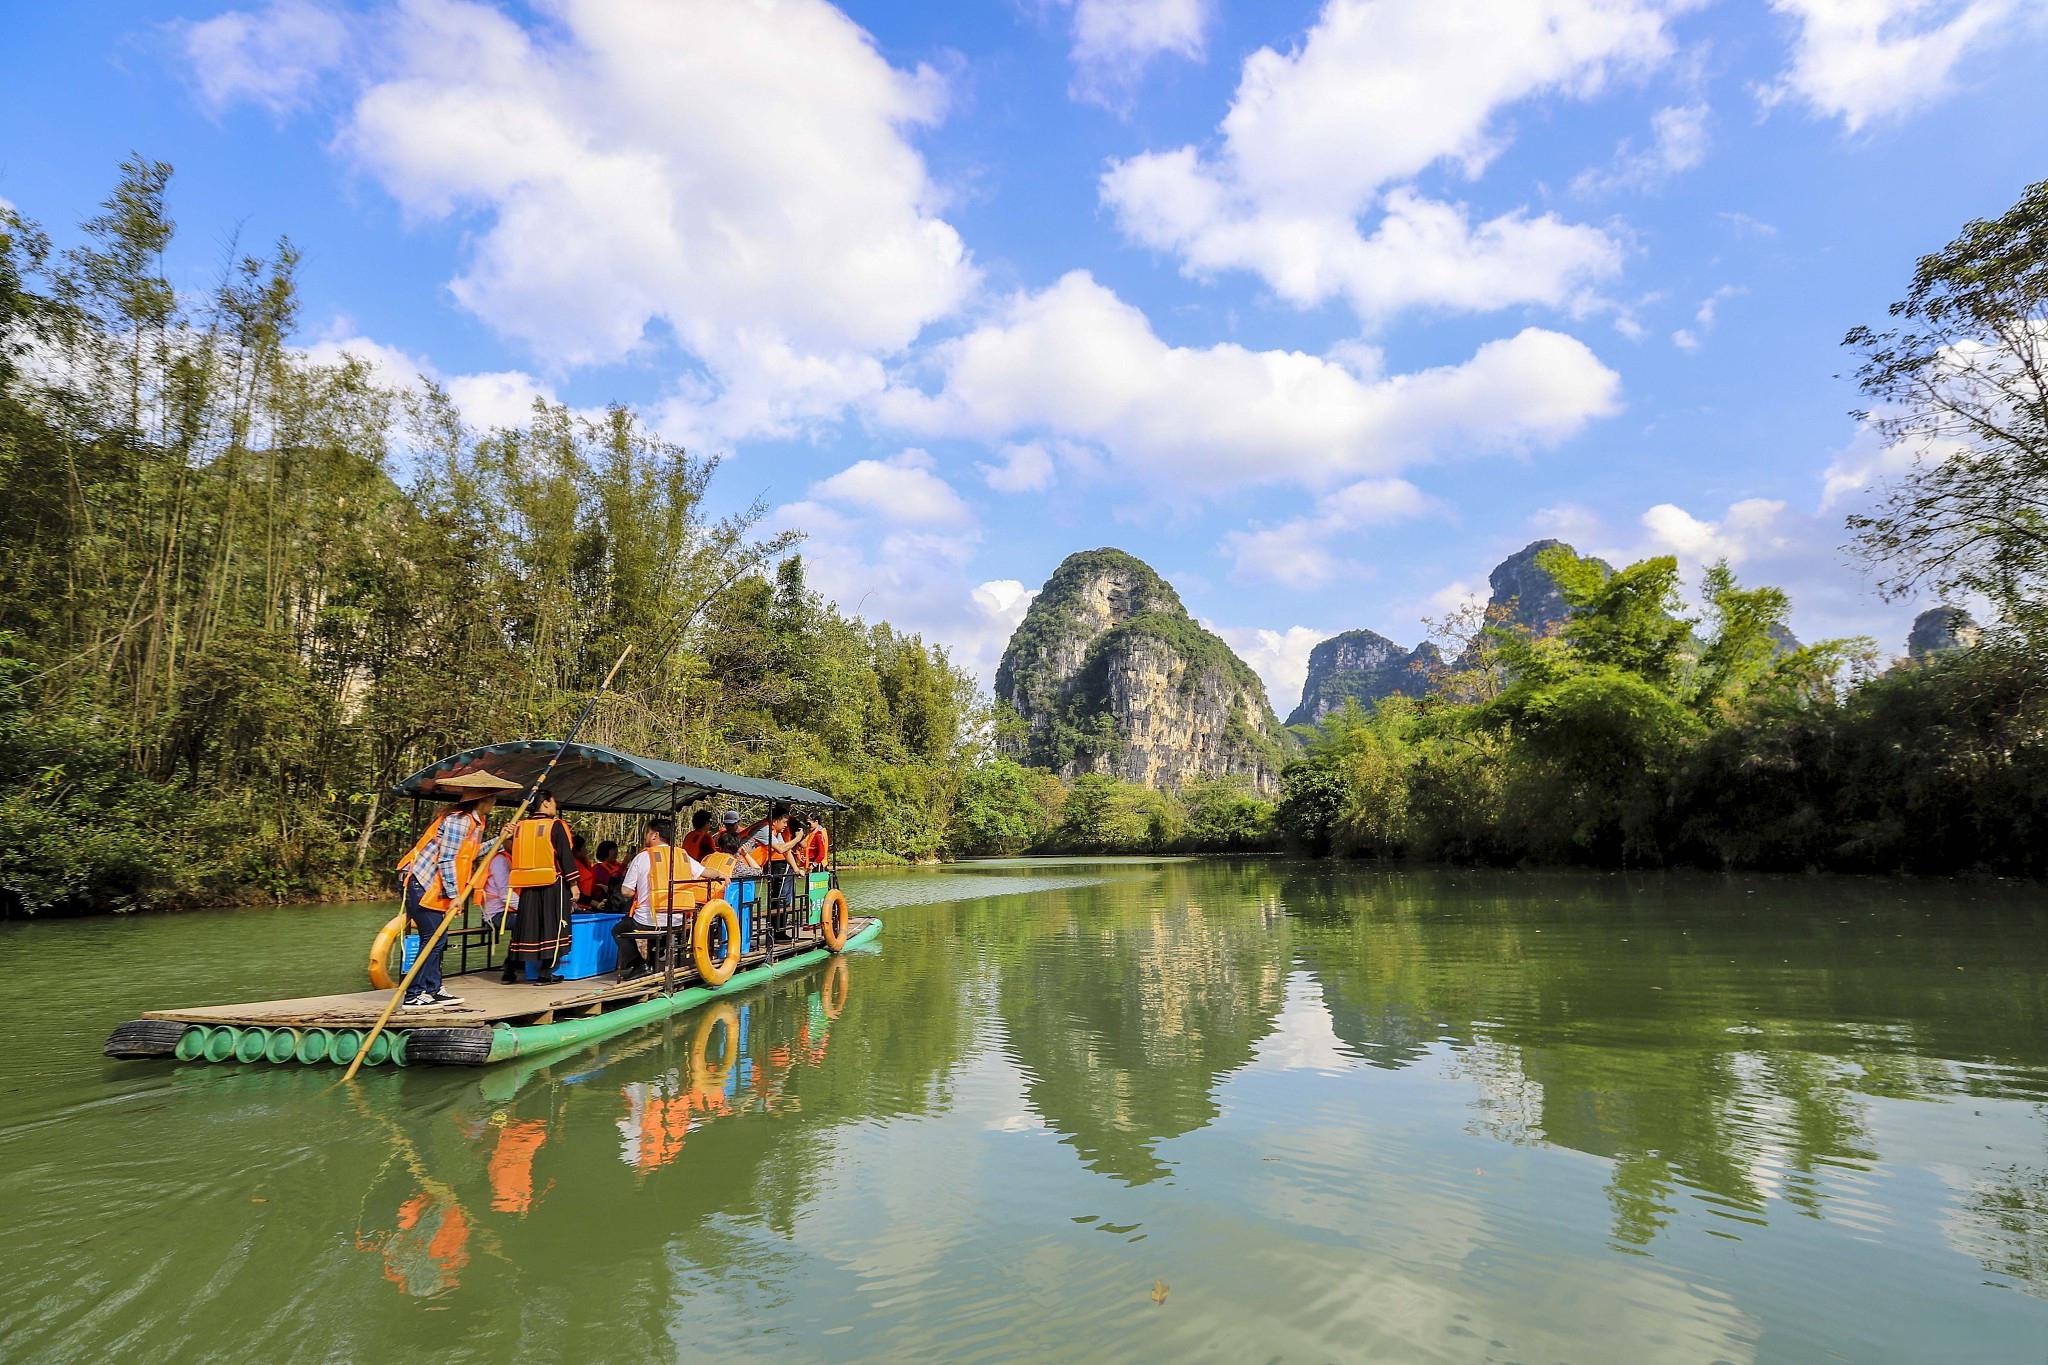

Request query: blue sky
[{"left": 6, "top": 0, "right": 2045, "bottom": 711}]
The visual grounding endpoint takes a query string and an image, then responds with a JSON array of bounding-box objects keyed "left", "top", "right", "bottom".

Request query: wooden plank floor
[{"left": 142, "top": 919, "right": 868, "bottom": 1030}]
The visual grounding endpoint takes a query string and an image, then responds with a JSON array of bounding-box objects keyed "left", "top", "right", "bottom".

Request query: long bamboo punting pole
[{"left": 341, "top": 644, "right": 634, "bottom": 1083}]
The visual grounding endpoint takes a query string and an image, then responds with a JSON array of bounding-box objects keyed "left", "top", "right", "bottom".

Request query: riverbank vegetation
[
  {"left": 4, "top": 162, "right": 2044, "bottom": 910},
  {"left": 957, "top": 179, "right": 2048, "bottom": 876},
  {"left": 0, "top": 160, "right": 978, "bottom": 913}
]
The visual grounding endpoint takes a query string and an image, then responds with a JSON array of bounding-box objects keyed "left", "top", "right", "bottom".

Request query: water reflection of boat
[
  {"left": 102, "top": 743, "right": 880, "bottom": 1070},
  {"left": 352, "top": 955, "right": 854, "bottom": 1298}
]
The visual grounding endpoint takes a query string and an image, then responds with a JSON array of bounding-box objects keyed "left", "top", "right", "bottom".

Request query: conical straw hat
[{"left": 431, "top": 769, "right": 523, "bottom": 795}]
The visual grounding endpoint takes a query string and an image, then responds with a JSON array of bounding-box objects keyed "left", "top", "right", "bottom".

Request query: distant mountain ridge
[
  {"left": 1292, "top": 539, "right": 1594, "bottom": 722},
  {"left": 1287, "top": 630, "right": 1440, "bottom": 726}
]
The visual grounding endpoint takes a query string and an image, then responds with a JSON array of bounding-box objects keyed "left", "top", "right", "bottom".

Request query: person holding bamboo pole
[{"left": 397, "top": 790, "right": 500, "bottom": 1010}]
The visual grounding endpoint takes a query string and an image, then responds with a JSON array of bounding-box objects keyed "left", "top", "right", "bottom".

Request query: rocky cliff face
[
  {"left": 1486, "top": 538, "right": 1606, "bottom": 635},
  {"left": 1907, "top": 606, "right": 1980, "bottom": 659},
  {"left": 995, "top": 549, "right": 1287, "bottom": 795},
  {"left": 1286, "top": 630, "right": 1442, "bottom": 726}
]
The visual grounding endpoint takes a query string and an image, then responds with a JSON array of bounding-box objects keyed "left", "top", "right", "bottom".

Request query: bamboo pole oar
[{"left": 342, "top": 644, "right": 634, "bottom": 1082}]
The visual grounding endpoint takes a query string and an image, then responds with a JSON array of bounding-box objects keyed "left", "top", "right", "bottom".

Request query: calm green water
[{"left": 3, "top": 861, "right": 2046, "bottom": 1362}]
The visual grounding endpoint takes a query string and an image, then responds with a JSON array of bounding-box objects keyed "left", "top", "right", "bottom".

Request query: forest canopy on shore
[{"left": 2, "top": 163, "right": 2044, "bottom": 912}]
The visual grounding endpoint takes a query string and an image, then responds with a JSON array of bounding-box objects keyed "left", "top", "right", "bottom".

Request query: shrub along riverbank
[{"left": 3, "top": 164, "right": 2045, "bottom": 911}]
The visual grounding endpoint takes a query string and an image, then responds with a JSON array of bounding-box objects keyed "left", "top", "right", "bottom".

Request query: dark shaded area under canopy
[{"left": 393, "top": 741, "right": 842, "bottom": 814}]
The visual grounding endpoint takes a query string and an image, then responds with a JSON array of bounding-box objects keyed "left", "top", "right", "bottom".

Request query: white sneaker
[
  {"left": 402, "top": 992, "right": 442, "bottom": 1010},
  {"left": 430, "top": 990, "right": 465, "bottom": 1007}
]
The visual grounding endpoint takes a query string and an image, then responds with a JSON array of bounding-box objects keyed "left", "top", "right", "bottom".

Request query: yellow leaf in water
[
  {"left": 250, "top": 1197, "right": 267, "bottom": 1204},
  {"left": 1151, "top": 1279, "right": 1169, "bottom": 1306}
]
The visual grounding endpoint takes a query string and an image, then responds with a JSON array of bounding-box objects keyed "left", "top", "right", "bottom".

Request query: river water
[{"left": 2, "top": 860, "right": 2045, "bottom": 1362}]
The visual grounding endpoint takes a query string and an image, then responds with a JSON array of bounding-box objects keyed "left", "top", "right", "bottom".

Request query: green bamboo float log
[
  {"left": 174, "top": 1028, "right": 209, "bottom": 1062},
  {"left": 295, "top": 1030, "right": 330, "bottom": 1065},
  {"left": 330, "top": 1030, "right": 363, "bottom": 1065},
  {"left": 203, "top": 1028, "right": 240, "bottom": 1063},
  {"left": 364, "top": 1033, "right": 392, "bottom": 1067},
  {"left": 234, "top": 1029, "right": 270, "bottom": 1063},
  {"left": 388, "top": 1032, "right": 409, "bottom": 1067},
  {"left": 264, "top": 1030, "right": 298, "bottom": 1064}
]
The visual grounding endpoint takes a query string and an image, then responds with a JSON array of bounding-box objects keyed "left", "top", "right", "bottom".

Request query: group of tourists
[
  {"left": 394, "top": 789, "right": 830, "bottom": 1010},
  {"left": 617, "top": 802, "right": 829, "bottom": 979}
]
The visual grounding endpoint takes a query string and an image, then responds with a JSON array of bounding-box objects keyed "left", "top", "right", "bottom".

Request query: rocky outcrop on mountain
[
  {"left": 995, "top": 549, "right": 1287, "bottom": 795},
  {"left": 1286, "top": 630, "right": 1441, "bottom": 726},
  {"left": 1907, "top": 607, "right": 1980, "bottom": 659},
  {"left": 1485, "top": 538, "right": 1609, "bottom": 636}
]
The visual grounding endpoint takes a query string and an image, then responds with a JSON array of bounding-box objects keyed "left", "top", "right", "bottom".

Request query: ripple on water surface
[{"left": 1, "top": 862, "right": 2045, "bottom": 1362}]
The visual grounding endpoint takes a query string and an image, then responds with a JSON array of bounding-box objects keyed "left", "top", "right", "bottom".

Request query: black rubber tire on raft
[
  {"left": 400, "top": 1026, "right": 496, "bottom": 1066},
  {"left": 103, "top": 1019, "right": 193, "bottom": 1059}
]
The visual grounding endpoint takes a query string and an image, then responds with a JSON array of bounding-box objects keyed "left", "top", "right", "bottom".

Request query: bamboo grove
[{"left": 0, "top": 159, "right": 978, "bottom": 912}]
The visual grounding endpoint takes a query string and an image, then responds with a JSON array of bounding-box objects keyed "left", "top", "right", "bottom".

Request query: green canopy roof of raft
[{"left": 393, "top": 741, "right": 843, "bottom": 813}]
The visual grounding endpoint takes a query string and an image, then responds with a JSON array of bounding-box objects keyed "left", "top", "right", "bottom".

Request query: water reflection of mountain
[{"left": 994, "top": 861, "right": 1291, "bottom": 1185}]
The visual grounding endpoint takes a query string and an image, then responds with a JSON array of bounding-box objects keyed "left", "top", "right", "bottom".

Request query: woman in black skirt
[{"left": 504, "top": 789, "right": 576, "bottom": 984}]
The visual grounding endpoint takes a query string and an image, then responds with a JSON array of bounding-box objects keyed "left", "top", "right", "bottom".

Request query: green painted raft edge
[{"left": 479, "top": 916, "right": 883, "bottom": 1066}]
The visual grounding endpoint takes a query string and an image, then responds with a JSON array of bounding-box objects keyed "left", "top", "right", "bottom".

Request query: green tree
[{"left": 1844, "top": 177, "right": 2048, "bottom": 636}]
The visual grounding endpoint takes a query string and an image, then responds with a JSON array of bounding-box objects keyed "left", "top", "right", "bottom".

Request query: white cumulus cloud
[
  {"left": 1762, "top": 0, "right": 2028, "bottom": 131},
  {"left": 181, "top": 0, "right": 352, "bottom": 114},
  {"left": 1223, "top": 478, "right": 1436, "bottom": 588},
  {"left": 194, "top": 0, "right": 977, "bottom": 445},
  {"left": 1640, "top": 497, "right": 1790, "bottom": 566},
  {"left": 978, "top": 441, "right": 1057, "bottom": 493},
  {"left": 1208, "top": 624, "right": 1326, "bottom": 718},
  {"left": 878, "top": 271, "right": 1623, "bottom": 495},
  {"left": 297, "top": 331, "right": 561, "bottom": 432},
  {"left": 810, "top": 448, "right": 973, "bottom": 525},
  {"left": 1101, "top": 0, "right": 1685, "bottom": 322},
  {"left": 1573, "top": 102, "right": 1710, "bottom": 194},
  {"left": 1055, "top": 0, "right": 1211, "bottom": 106}
]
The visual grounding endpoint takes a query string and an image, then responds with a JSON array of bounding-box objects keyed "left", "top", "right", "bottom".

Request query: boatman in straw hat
[{"left": 396, "top": 770, "right": 518, "bottom": 1009}]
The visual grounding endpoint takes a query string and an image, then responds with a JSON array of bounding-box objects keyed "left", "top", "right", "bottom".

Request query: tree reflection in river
[{"left": 6, "top": 860, "right": 2045, "bottom": 1359}]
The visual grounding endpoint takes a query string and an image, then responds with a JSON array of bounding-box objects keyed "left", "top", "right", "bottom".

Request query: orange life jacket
[
  {"left": 399, "top": 810, "right": 484, "bottom": 912},
  {"left": 508, "top": 817, "right": 565, "bottom": 890},
  {"left": 652, "top": 844, "right": 674, "bottom": 914}
]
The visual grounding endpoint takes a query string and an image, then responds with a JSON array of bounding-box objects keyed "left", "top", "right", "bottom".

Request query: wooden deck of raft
[{"left": 142, "top": 918, "right": 872, "bottom": 1031}]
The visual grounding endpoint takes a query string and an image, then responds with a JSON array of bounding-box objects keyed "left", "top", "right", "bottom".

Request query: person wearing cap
[{"left": 713, "top": 809, "right": 748, "bottom": 857}]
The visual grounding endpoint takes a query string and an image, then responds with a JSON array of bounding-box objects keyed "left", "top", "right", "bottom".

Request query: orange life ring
[
  {"left": 693, "top": 900, "right": 741, "bottom": 987},
  {"left": 368, "top": 914, "right": 406, "bottom": 989},
  {"left": 821, "top": 955, "right": 848, "bottom": 1019},
  {"left": 689, "top": 1002, "right": 739, "bottom": 1092},
  {"left": 820, "top": 888, "right": 849, "bottom": 952}
]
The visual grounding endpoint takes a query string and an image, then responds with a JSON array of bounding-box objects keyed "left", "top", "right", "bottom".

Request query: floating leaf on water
[{"left": 1151, "top": 1279, "right": 1169, "bottom": 1306}]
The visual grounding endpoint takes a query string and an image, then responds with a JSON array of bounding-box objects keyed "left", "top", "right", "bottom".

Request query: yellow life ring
[
  {"left": 821, "top": 955, "right": 849, "bottom": 1020},
  {"left": 693, "top": 900, "right": 741, "bottom": 987},
  {"left": 689, "top": 1002, "right": 740, "bottom": 1092},
  {"left": 820, "top": 888, "right": 849, "bottom": 952},
  {"left": 368, "top": 914, "right": 406, "bottom": 990}
]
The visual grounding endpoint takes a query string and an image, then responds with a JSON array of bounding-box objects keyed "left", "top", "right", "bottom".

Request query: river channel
[{"left": 2, "top": 860, "right": 2045, "bottom": 1361}]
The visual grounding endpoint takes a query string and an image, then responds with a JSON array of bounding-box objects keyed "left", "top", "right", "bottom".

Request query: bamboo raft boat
[{"left": 103, "top": 741, "right": 877, "bottom": 1070}]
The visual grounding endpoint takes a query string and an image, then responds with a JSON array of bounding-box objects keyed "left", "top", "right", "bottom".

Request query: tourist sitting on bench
[{"left": 619, "top": 818, "right": 706, "bottom": 977}]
